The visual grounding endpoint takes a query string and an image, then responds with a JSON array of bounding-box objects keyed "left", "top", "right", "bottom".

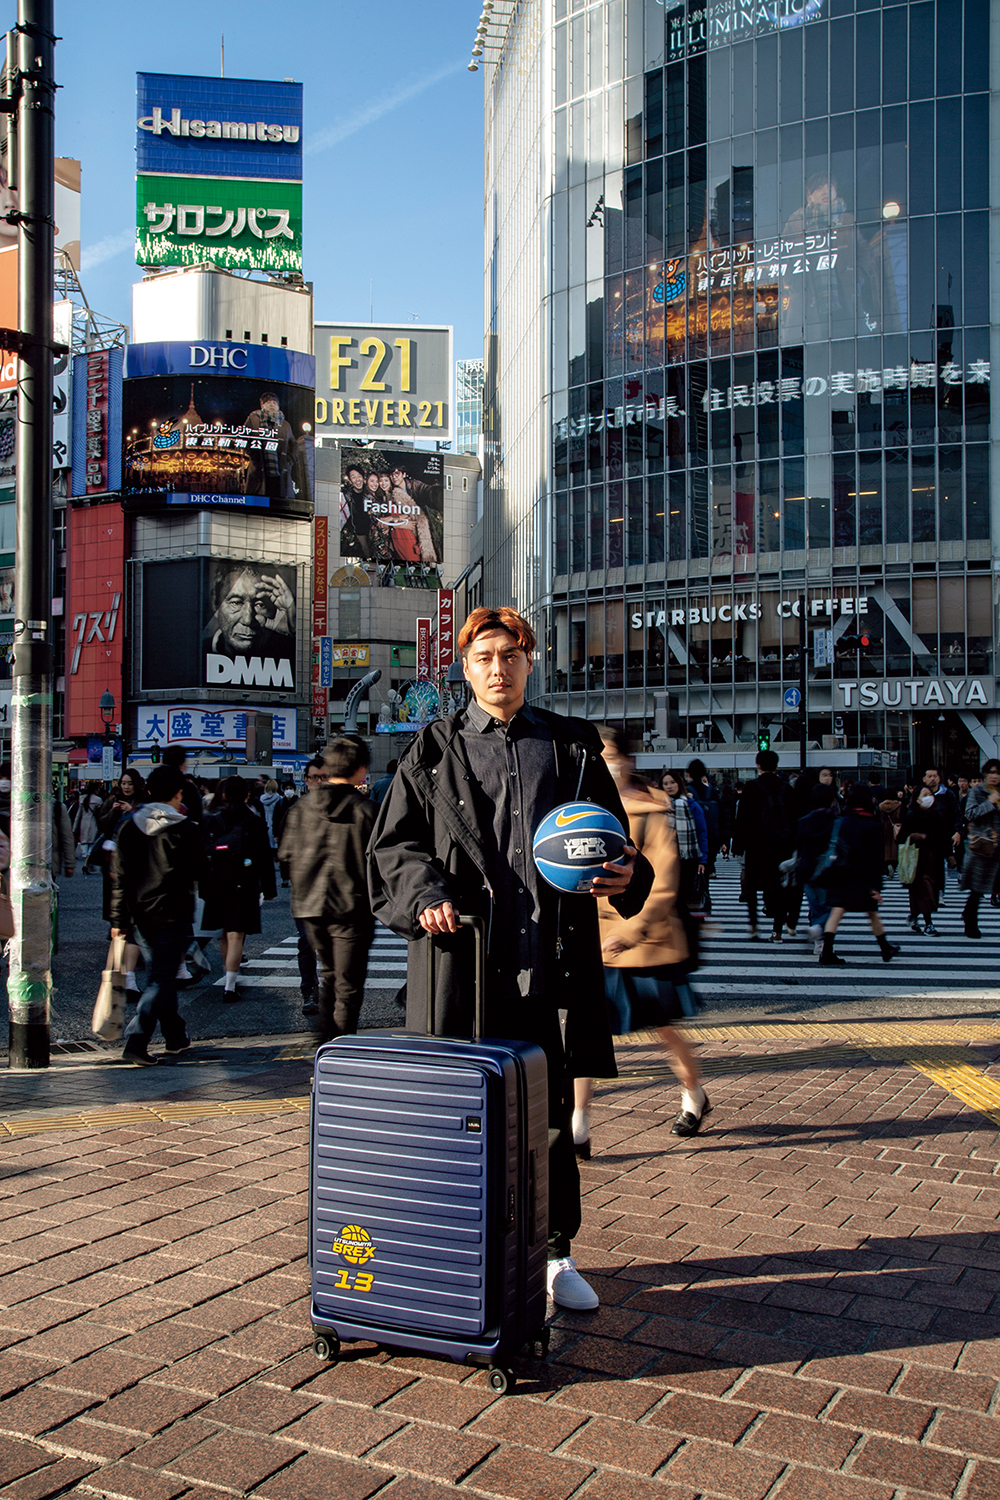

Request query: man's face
[
  {"left": 390, "top": 468, "right": 405, "bottom": 486},
  {"left": 462, "top": 628, "right": 532, "bottom": 719},
  {"left": 819, "top": 768, "right": 833, "bottom": 785},
  {"left": 347, "top": 468, "right": 364, "bottom": 493},
  {"left": 959, "top": 777, "right": 970, "bottom": 794},
  {"left": 260, "top": 397, "right": 279, "bottom": 419},
  {"left": 217, "top": 571, "right": 261, "bottom": 653},
  {"left": 923, "top": 769, "right": 940, "bottom": 791}
]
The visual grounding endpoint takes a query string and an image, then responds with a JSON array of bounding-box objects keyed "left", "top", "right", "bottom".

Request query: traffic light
[
  {"left": 149, "top": 740, "right": 161, "bottom": 765},
  {"left": 839, "top": 632, "right": 873, "bottom": 650},
  {"left": 757, "top": 728, "right": 770, "bottom": 753}
]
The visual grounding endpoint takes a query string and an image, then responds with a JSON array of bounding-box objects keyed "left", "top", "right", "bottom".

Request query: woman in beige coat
[{"left": 572, "top": 727, "right": 709, "bottom": 1157}]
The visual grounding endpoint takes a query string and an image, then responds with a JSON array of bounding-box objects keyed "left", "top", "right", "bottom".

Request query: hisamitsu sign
[{"left": 835, "top": 678, "right": 993, "bottom": 710}]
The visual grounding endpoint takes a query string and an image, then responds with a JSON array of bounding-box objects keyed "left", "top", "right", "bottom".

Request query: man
[
  {"left": 369, "top": 606, "right": 651, "bottom": 1313},
  {"left": 921, "top": 766, "right": 961, "bottom": 894},
  {"left": 370, "top": 758, "right": 398, "bottom": 808},
  {"left": 732, "top": 749, "right": 796, "bottom": 941},
  {"left": 244, "top": 390, "right": 296, "bottom": 499},
  {"left": 279, "top": 739, "right": 376, "bottom": 1041},
  {"left": 162, "top": 745, "right": 203, "bottom": 823},
  {"left": 203, "top": 563, "right": 295, "bottom": 666},
  {"left": 280, "top": 756, "right": 325, "bottom": 1013},
  {"left": 341, "top": 465, "right": 376, "bottom": 559},
  {"left": 111, "top": 766, "right": 203, "bottom": 1065}
]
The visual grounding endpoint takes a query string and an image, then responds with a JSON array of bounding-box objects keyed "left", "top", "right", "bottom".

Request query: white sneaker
[{"left": 547, "top": 1257, "right": 599, "bottom": 1311}]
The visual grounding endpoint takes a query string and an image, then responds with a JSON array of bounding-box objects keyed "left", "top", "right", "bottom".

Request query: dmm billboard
[{"left": 140, "top": 556, "right": 299, "bottom": 696}]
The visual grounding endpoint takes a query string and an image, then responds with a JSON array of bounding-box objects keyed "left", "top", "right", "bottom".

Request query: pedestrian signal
[{"left": 757, "top": 729, "right": 770, "bottom": 752}]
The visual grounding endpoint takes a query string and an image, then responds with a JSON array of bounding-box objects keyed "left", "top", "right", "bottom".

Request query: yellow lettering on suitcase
[{"left": 331, "top": 1223, "right": 377, "bottom": 1265}]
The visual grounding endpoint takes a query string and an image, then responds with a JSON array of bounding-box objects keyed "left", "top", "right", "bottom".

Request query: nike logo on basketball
[{"left": 555, "top": 810, "right": 591, "bottom": 826}]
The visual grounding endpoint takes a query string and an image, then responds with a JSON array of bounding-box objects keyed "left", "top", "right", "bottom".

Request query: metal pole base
[{"left": 8, "top": 1020, "right": 50, "bottom": 1069}]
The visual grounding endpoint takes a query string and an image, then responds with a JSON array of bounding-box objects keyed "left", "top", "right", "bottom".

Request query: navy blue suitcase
[{"left": 309, "top": 916, "right": 549, "bottom": 1393}]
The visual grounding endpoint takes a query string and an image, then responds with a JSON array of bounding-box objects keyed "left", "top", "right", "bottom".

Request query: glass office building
[
  {"left": 456, "top": 358, "right": 485, "bottom": 454},
  {"left": 483, "top": 0, "right": 996, "bottom": 770}
]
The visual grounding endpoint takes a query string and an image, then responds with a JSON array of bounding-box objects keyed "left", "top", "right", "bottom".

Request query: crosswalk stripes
[
  {"left": 215, "top": 864, "right": 997, "bottom": 1006},
  {"left": 213, "top": 924, "right": 408, "bottom": 990},
  {"left": 695, "top": 860, "right": 1000, "bottom": 1002}
]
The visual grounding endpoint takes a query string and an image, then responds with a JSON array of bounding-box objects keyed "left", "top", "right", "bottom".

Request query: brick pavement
[{"left": 2, "top": 1027, "right": 1000, "bottom": 1498}]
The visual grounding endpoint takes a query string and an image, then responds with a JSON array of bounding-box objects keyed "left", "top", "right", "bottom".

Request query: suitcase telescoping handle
[{"left": 425, "top": 914, "right": 487, "bottom": 1040}]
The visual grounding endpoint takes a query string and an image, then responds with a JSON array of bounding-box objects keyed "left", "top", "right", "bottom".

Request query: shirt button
[
  {"left": 518, "top": 887, "right": 524, "bottom": 894},
  {"left": 513, "top": 810, "right": 519, "bottom": 816},
  {"left": 520, "top": 928, "right": 526, "bottom": 934},
  {"left": 515, "top": 848, "right": 522, "bottom": 854}
]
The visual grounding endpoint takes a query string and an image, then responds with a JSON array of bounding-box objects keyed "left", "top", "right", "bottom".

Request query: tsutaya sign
[
  {"left": 632, "top": 597, "right": 867, "bottom": 628},
  {"left": 835, "top": 679, "right": 993, "bottom": 710}
]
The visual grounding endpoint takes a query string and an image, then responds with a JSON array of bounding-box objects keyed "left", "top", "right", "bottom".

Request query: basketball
[{"left": 532, "top": 802, "right": 628, "bottom": 894}]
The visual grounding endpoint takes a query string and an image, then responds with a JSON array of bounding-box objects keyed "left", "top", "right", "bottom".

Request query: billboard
[
  {"left": 136, "top": 174, "right": 302, "bottom": 273},
  {"left": 136, "top": 74, "right": 302, "bottom": 273},
  {"left": 65, "top": 503, "right": 126, "bottom": 738},
  {"left": 140, "top": 556, "right": 299, "bottom": 695},
  {"left": 136, "top": 703, "right": 297, "bottom": 753},
  {"left": 71, "top": 347, "right": 124, "bottom": 496},
  {"left": 122, "top": 341, "right": 314, "bottom": 517},
  {"left": 339, "top": 444, "right": 443, "bottom": 589},
  {"left": 315, "top": 323, "right": 453, "bottom": 442},
  {"left": 136, "top": 74, "right": 303, "bottom": 180}
]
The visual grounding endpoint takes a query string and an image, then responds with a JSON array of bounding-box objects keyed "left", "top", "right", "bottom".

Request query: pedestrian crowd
[{"left": 46, "top": 606, "right": 998, "bottom": 1318}]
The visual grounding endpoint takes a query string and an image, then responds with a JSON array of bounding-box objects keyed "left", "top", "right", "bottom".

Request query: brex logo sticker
[{"left": 332, "top": 1224, "right": 376, "bottom": 1265}]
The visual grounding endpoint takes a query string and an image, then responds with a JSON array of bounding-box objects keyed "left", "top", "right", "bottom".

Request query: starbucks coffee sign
[{"left": 835, "top": 678, "right": 993, "bottom": 710}]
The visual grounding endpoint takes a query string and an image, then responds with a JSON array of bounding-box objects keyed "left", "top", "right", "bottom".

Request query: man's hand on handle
[{"left": 419, "top": 901, "right": 459, "bottom": 935}]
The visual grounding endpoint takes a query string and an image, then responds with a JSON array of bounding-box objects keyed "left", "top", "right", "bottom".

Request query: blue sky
[{"left": 11, "top": 0, "right": 484, "bottom": 359}]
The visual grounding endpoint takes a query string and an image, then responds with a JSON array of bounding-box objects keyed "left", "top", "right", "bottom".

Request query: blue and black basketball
[{"left": 532, "top": 802, "right": 628, "bottom": 894}]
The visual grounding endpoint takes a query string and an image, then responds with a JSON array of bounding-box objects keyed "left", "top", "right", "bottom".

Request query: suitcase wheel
[
  {"left": 487, "top": 1366, "right": 515, "bottom": 1395},
  {"left": 313, "top": 1334, "right": 340, "bottom": 1362},
  {"left": 531, "top": 1328, "right": 551, "bottom": 1359}
]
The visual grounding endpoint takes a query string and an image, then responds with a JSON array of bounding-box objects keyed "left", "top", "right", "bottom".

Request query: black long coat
[
  {"left": 367, "top": 706, "right": 653, "bottom": 1079},
  {"left": 201, "top": 805, "right": 276, "bottom": 934}
]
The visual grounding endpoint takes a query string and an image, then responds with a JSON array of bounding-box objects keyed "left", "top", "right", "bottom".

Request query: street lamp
[{"left": 99, "top": 690, "right": 115, "bottom": 727}]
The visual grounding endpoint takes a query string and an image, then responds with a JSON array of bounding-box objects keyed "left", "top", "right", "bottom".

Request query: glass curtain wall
[{"left": 485, "top": 0, "right": 995, "bottom": 756}]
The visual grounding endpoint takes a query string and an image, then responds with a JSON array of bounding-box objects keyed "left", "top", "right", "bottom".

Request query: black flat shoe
[
  {"left": 574, "top": 1138, "right": 591, "bottom": 1161},
  {"left": 671, "top": 1095, "right": 711, "bottom": 1137}
]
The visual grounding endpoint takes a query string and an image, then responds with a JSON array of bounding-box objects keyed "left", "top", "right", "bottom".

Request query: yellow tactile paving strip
[
  {"left": 0, "top": 1096, "right": 310, "bottom": 1138},
  {"left": 3, "top": 1022, "right": 1000, "bottom": 1138}
]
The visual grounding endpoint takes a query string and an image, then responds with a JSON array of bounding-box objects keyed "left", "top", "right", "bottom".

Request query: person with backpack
[
  {"left": 201, "top": 776, "right": 276, "bottom": 1000},
  {"left": 817, "top": 785, "right": 901, "bottom": 966},
  {"left": 277, "top": 737, "right": 376, "bottom": 1042},
  {"left": 796, "top": 782, "right": 840, "bottom": 954},
  {"left": 686, "top": 758, "right": 721, "bottom": 875},
  {"left": 732, "top": 749, "right": 796, "bottom": 941},
  {"left": 110, "top": 766, "right": 204, "bottom": 1064}
]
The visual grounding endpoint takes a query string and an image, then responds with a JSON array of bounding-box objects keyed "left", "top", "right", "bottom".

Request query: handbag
[
  {"left": 689, "top": 870, "right": 710, "bottom": 915},
  {"left": 896, "top": 837, "right": 919, "bottom": 887},
  {"left": 92, "top": 936, "right": 127, "bottom": 1041},
  {"left": 967, "top": 826, "right": 999, "bottom": 859}
]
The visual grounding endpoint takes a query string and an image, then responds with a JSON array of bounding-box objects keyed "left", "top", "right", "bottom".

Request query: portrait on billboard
[
  {"left": 339, "top": 446, "right": 443, "bottom": 590},
  {"left": 122, "top": 373, "right": 313, "bottom": 516},
  {"left": 203, "top": 559, "right": 297, "bottom": 690}
]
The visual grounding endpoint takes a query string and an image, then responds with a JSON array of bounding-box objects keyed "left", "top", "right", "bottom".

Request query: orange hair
[{"left": 457, "top": 606, "right": 536, "bottom": 657}]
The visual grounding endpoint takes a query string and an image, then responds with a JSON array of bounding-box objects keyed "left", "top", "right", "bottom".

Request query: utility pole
[
  {"left": 7, "top": 0, "right": 55, "bottom": 1070},
  {"left": 798, "top": 595, "right": 807, "bottom": 771}
]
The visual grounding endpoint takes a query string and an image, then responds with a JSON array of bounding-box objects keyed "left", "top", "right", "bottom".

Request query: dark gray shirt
[{"left": 458, "top": 699, "right": 558, "bottom": 999}]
